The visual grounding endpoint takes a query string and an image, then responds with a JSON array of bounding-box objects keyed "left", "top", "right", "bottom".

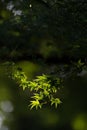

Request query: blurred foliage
[
  {"left": 72, "top": 114, "right": 87, "bottom": 130},
  {"left": 0, "top": 59, "right": 87, "bottom": 130},
  {"left": 0, "top": 0, "right": 86, "bottom": 61}
]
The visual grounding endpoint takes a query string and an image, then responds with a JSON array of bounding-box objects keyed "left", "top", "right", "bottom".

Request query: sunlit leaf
[
  {"left": 51, "top": 98, "right": 62, "bottom": 108},
  {"left": 29, "top": 100, "right": 42, "bottom": 110}
]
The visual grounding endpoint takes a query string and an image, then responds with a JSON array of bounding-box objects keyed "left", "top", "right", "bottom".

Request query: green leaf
[
  {"left": 35, "top": 74, "right": 48, "bottom": 82},
  {"left": 32, "top": 93, "right": 43, "bottom": 100},
  {"left": 29, "top": 100, "right": 42, "bottom": 110},
  {"left": 43, "top": 90, "right": 49, "bottom": 96},
  {"left": 52, "top": 86, "right": 57, "bottom": 93},
  {"left": 28, "top": 81, "right": 39, "bottom": 91},
  {"left": 51, "top": 98, "right": 62, "bottom": 108},
  {"left": 76, "top": 59, "right": 84, "bottom": 68}
]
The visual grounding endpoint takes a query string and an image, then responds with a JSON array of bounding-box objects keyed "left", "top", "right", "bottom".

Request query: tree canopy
[{"left": 0, "top": 0, "right": 86, "bottom": 61}]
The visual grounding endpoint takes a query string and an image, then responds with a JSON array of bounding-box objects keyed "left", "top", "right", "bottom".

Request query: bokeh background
[
  {"left": 0, "top": 61, "right": 87, "bottom": 130},
  {"left": 0, "top": 0, "right": 87, "bottom": 130}
]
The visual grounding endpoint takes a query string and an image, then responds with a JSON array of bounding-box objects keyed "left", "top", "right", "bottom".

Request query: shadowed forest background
[{"left": 0, "top": 0, "right": 87, "bottom": 130}]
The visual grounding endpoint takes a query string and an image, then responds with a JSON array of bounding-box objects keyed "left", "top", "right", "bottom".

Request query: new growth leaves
[
  {"left": 11, "top": 59, "right": 86, "bottom": 110},
  {"left": 12, "top": 69, "right": 62, "bottom": 110}
]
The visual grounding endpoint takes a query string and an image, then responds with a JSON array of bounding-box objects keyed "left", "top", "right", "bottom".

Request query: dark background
[{"left": 0, "top": 0, "right": 87, "bottom": 130}]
